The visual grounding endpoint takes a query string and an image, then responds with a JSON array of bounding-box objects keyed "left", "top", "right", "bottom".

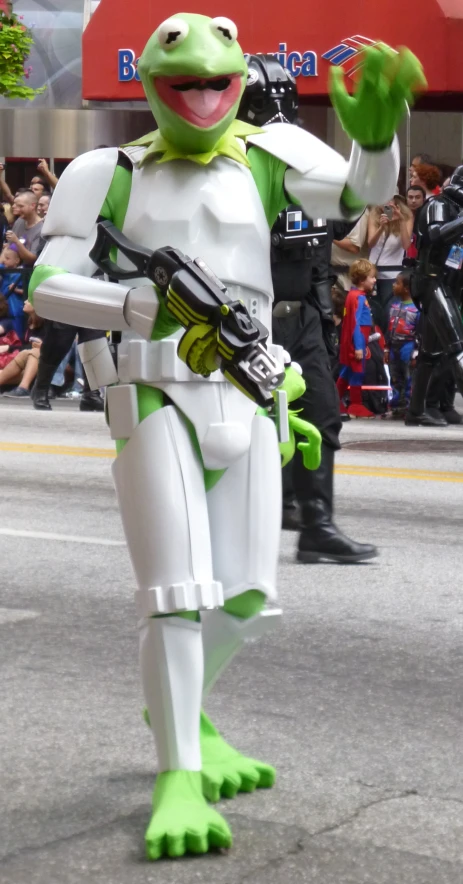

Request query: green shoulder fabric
[
  {"left": 99, "top": 162, "right": 132, "bottom": 228},
  {"left": 101, "top": 159, "right": 181, "bottom": 342},
  {"left": 248, "top": 145, "right": 290, "bottom": 228}
]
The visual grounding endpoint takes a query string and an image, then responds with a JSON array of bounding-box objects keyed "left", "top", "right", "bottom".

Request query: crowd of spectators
[
  {"left": 330, "top": 152, "right": 462, "bottom": 425},
  {"left": 0, "top": 160, "right": 86, "bottom": 402}
]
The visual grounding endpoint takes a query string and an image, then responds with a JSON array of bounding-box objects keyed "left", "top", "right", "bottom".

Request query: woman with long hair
[{"left": 368, "top": 195, "right": 413, "bottom": 331}]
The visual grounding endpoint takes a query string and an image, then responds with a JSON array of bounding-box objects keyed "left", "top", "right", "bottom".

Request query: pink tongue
[{"left": 181, "top": 88, "right": 223, "bottom": 120}]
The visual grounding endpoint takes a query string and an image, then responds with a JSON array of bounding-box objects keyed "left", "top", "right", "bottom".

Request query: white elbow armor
[{"left": 34, "top": 273, "right": 158, "bottom": 339}]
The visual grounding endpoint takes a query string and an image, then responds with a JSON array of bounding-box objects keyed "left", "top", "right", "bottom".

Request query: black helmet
[
  {"left": 443, "top": 165, "right": 463, "bottom": 207},
  {"left": 237, "top": 54, "right": 298, "bottom": 127}
]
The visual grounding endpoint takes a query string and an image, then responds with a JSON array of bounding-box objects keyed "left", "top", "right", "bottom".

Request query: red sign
[{"left": 83, "top": 0, "right": 463, "bottom": 100}]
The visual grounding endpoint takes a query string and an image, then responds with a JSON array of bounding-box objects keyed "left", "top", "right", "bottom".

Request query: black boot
[
  {"left": 441, "top": 407, "right": 462, "bottom": 425},
  {"left": 32, "top": 360, "right": 57, "bottom": 411},
  {"left": 404, "top": 409, "right": 447, "bottom": 427},
  {"left": 281, "top": 461, "right": 302, "bottom": 530},
  {"left": 426, "top": 407, "right": 448, "bottom": 425},
  {"left": 79, "top": 389, "right": 104, "bottom": 412},
  {"left": 282, "top": 503, "right": 302, "bottom": 531},
  {"left": 297, "top": 444, "right": 378, "bottom": 564},
  {"left": 406, "top": 341, "right": 442, "bottom": 426}
]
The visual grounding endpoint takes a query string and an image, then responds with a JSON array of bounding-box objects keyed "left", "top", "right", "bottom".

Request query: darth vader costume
[
  {"left": 238, "top": 55, "right": 377, "bottom": 563},
  {"left": 406, "top": 166, "right": 463, "bottom": 426}
]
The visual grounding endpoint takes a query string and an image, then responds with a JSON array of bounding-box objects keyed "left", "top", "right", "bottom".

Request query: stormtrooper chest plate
[
  {"left": 117, "top": 153, "right": 280, "bottom": 470},
  {"left": 121, "top": 154, "right": 274, "bottom": 303}
]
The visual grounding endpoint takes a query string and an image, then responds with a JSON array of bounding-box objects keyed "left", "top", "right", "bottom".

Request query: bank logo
[{"left": 322, "top": 36, "right": 378, "bottom": 78}]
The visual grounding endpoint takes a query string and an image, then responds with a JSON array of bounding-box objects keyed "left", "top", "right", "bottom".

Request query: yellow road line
[
  {"left": 336, "top": 466, "right": 463, "bottom": 483},
  {"left": 0, "top": 440, "right": 463, "bottom": 483},
  {"left": 0, "top": 442, "right": 114, "bottom": 458}
]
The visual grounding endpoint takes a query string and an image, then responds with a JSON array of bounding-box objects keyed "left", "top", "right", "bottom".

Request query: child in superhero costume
[
  {"left": 336, "top": 259, "right": 377, "bottom": 418},
  {"left": 386, "top": 270, "right": 420, "bottom": 418}
]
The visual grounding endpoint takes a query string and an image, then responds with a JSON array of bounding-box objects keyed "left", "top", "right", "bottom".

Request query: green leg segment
[
  {"left": 223, "top": 588, "right": 266, "bottom": 619},
  {"left": 115, "top": 384, "right": 164, "bottom": 455}
]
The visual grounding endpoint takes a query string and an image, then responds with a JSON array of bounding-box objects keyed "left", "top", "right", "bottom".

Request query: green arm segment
[
  {"left": 248, "top": 146, "right": 290, "bottom": 228},
  {"left": 340, "top": 184, "right": 366, "bottom": 218},
  {"left": 99, "top": 162, "right": 132, "bottom": 229},
  {"left": 28, "top": 265, "right": 67, "bottom": 306},
  {"left": 248, "top": 142, "right": 365, "bottom": 227}
]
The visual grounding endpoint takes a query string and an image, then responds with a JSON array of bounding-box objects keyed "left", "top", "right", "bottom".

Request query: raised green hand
[{"left": 329, "top": 45, "right": 427, "bottom": 150}]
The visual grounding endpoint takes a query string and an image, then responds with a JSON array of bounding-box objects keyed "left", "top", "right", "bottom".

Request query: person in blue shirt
[
  {"left": 385, "top": 270, "right": 420, "bottom": 418},
  {"left": 0, "top": 244, "right": 25, "bottom": 338}
]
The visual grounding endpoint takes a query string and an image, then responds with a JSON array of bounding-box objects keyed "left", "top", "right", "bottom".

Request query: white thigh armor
[
  {"left": 206, "top": 414, "right": 282, "bottom": 603},
  {"left": 112, "top": 405, "right": 223, "bottom": 615}
]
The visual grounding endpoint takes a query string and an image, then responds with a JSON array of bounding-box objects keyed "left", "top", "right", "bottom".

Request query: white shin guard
[
  {"left": 139, "top": 616, "right": 203, "bottom": 772},
  {"left": 201, "top": 607, "right": 282, "bottom": 697}
]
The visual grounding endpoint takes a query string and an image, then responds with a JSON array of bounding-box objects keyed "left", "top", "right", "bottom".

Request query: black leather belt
[{"left": 272, "top": 300, "right": 302, "bottom": 318}]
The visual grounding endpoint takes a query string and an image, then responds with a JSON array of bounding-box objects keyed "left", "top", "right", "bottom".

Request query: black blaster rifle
[{"left": 90, "top": 220, "right": 285, "bottom": 409}]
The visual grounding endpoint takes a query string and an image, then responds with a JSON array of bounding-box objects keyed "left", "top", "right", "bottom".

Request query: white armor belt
[{"left": 117, "top": 338, "right": 284, "bottom": 387}]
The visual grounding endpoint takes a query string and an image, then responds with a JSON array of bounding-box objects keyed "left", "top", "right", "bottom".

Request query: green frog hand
[
  {"left": 290, "top": 414, "right": 322, "bottom": 471},
  {"left": 329, "top": 44, "right": 427, "bottom": 150},
  {"left": 297, "top": 438, "right": 321, "bottom": 471}
]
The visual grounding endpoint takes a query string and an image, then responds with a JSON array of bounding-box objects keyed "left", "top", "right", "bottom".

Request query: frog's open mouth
[{"left": 154, "top": 73, "right": 243, "bottom": 128}]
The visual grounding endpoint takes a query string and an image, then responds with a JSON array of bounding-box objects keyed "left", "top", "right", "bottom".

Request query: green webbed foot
[
  {"left": 200, "top": 711, "right": 276, "bottom": 803},
  {"left": 145, "top": 770, "right": 232, "bottom": 860},
  {"left": 142, "top": 707, "right": 276, "bottom": 804}
]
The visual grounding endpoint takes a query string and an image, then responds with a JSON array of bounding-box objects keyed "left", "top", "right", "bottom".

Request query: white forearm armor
[{"left": 247, "top": 124, "right": 400, "bottom": 220}]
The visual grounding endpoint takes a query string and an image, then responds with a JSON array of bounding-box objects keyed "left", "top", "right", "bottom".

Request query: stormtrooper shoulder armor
[
  {"left": 247, "top": 123, "right": 347, "bottom": 178},
  {"left": 42, "top": 147, "right": 119, "bottom": 240}
]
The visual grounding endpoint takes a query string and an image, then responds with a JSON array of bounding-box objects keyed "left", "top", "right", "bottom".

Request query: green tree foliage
[{"left": 0, "top": 6, "right": 46, "bottom": 100}]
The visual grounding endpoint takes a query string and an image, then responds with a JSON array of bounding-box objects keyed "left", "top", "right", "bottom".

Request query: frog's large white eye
[
  {"left": 157, "top": 17, "right": 189, "bottom": 50},
  {"left": 210, "top": 17, "right": 238, "bottom": 45}
]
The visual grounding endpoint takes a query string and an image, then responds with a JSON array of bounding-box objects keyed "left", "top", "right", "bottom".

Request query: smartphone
[{"left": 383, "top": 206, "right": 393, "bottom": 220}]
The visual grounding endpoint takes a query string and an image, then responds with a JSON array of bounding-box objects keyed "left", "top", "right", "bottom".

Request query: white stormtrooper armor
[{"left": 33, "top": 127, "right": 398, "bottom": 774}]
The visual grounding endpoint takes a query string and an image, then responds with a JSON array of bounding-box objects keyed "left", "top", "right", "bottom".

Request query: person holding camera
[{"left": 368, "top": 196, "right": 413, "bottom": 331}]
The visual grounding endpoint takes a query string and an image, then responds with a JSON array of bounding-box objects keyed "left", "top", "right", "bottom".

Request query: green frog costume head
[{"left": 138, "top": 13, "right": 248, "bottom": 155}]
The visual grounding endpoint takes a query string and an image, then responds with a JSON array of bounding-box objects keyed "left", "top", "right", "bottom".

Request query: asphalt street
[{"left": 0, "top": 399, "right": 462, "bottom": 884}]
